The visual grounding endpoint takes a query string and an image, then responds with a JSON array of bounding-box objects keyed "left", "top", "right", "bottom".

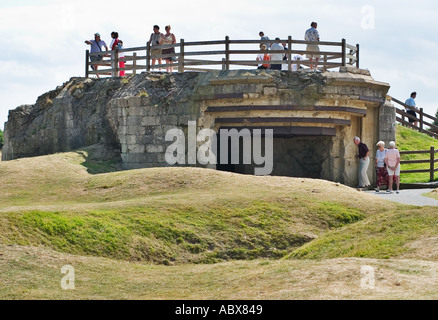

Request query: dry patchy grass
[{"left": 0, "top": 245, "right": 437, "bottom": 300}]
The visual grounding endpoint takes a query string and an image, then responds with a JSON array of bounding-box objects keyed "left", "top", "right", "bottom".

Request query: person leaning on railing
[
  {"left": 85, "top": 33, "right": 109, "bottom": 77},
  {"left": 405, "top": 91, "right": 419, "bottom": 127}
]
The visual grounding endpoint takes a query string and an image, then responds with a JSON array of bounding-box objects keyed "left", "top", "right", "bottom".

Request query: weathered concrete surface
[{"left": 2, "top": 68, "right": 394, "bottom": 187}]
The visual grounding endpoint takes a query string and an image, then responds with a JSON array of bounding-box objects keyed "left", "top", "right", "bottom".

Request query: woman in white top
[
  {"left": 385, "top": 141, "right": 401, "bottom": 194},
  {"left": 161, "top": 25, "right": 176, "bottom": 72},
  {"left": 375, "top": 141, "right": 389, "bottom": 192}
]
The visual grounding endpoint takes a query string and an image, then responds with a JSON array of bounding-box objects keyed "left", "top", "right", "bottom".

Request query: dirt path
[{"left": 364, "top": 189, "right": 438, "bottom": 206}]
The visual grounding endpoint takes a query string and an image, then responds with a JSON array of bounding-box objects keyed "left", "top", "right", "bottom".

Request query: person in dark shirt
[{"left": 354, "top": 136, "right": 371, "bottom": 188}]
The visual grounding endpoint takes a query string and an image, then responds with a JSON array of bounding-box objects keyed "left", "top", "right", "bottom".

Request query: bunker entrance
[{"left": 216, "top": 132, "right": 332, "bottom": 179}]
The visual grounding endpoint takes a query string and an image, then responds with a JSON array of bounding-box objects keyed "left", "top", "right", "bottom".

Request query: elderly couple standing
[{"left": 354, "top": 137, "right": 401, "bottom": 193}]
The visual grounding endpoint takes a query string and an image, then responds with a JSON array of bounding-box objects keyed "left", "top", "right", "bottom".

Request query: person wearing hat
[
  {"left": 374, "top": 141, "right": 389, "bottom": 192},
  {"left": 85, "top": 33, "right": 109, "bottom": 76},
  {"left": 385, "top": 141, "right": 401, "bottom": 194}
]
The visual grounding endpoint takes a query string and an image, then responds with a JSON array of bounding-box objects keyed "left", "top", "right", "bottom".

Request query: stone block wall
[{"left": 2, "top": 69, "right": 395, "bottom": 187}]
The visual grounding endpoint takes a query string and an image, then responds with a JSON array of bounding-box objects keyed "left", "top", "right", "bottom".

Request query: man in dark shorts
[
  {"left": 85, "top": 33, "right": 108, "bottom": 75},
  {"left": 404, "top": 92, "right": 419, "bottom": 127}
]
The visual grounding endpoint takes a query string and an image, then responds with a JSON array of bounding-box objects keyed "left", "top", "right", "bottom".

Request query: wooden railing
[
  {"left": 400, "top": 146, "right": 438, "bottom": 182},
  {"left": 388, "top": 96, "right": 438, "bottom": 139},
  {"left": 85, "top": 36, "right": 359, "bottom": 77}
]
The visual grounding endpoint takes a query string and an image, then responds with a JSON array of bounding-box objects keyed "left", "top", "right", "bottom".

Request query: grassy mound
[{"left": 0, "top": 148, "right": 402, "bottom": 264}]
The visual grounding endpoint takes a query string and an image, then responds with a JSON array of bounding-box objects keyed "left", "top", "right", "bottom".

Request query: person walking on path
[
  {"left": 85, "top": 33, "right": 109, "bottom": 77},
  {"left": 304, "top": 22, "right": 320, "bottom": 71},
  {"left": 405, "top": 92, "right": 419, "bottom": 127},
  {"left": 354, "top": 136, "right": 371, "bottom": 188},
  {"left": 385, "top": 141, "right": 401, "bottom": 194},
  {"left": 148, "top": 25, "right": 164, "bottom": 70},
  {"left": 375, "top": 141, "right": 389, "bottom": 192},
  {"left": 161, "top": 25, "right": 176, "bottom": 72}
]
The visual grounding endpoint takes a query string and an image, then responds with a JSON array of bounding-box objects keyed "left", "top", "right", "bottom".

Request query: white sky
[{"left": 1, "top": 0, "right": 437, "bottom": 130}]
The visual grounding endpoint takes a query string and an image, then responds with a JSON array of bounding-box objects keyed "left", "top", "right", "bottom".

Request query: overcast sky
[{"left": 1, "top": 0, "right": 437, "bottom": 130}]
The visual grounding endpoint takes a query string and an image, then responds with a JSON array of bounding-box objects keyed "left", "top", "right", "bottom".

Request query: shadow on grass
[{"left": 75, "top": 144, "right": 122, "bottom": 174}]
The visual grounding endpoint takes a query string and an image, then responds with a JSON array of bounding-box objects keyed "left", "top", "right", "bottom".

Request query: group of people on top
[
  {"left": 257, "top": 22, "right": 321, "bottom": 71},
  {"left": 84, "top": 25, "right": 177, "bottom": 75},
  {"left": 85, "top": 22, "right": 322, "bottom": 76}
]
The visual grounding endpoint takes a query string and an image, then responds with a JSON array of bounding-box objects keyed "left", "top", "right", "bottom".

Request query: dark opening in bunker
[{"left": 216, "top": 126, "right": 333, "bottom": 178}]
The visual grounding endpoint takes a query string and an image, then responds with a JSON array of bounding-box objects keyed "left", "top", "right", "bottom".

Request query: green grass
[
  {"left": 0, "top": 200, "right": 373, "bottom": 265},
  {"left": 286, "top": 207, "right": 438, "bottom": 260},
  {"left": 396, "top": 124, "right": 437, "bottom": 183}
]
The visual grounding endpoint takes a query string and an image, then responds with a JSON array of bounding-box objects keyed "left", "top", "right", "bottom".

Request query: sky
[{"left": 1, "top": 0, "right": 437, "bottom": 130}]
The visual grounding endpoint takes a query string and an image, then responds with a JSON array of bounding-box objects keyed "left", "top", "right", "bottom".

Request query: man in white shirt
[
  {"left": 270, "top": 38, "right": 284, "bottom": 70},
  {"left": 304, "top": 22, "right": 320, "bottom": 71}
]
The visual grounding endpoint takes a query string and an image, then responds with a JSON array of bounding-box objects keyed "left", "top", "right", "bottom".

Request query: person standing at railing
[
  {"left": 148, "top": 25, "right": 164, "bottom": 70},
  {"left": 110, "top": 32, "right": 125, "bottom": 76},
  {"left": 385, "top": 141, "right": 401, "bottom": 194},
  {"left": 405, "top": 92, "right": 419, "bottom": 127},
  {"left": 256, "top": 44, "right": 270, "bottom": 69},
  {"left": 304, "top": 22, "right": 320, "bottom": 71},
  {"left": 259, "top": 31, "right": 270, "bottom": 49},
  {"left": 85, "top": 33, "right": 109, "bottom": 77},
  {"left": 354, "top": 136, "right": 371, "bottom": 189},
  {"left": 162, "top": 25, "right": 176, "bottom": 73},
  {"left": 270, "top": 38, "right": 284, "bottom": 70}
]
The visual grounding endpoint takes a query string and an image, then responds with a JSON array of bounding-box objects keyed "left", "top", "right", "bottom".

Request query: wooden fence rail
[
  {"left": 388, "top": 96, "right": 438, "bottom": 139},
  {"left": 400, "top": 146, "right": 438, "bottom": 182},
  {"left": 86, "top": 36, "right": 359, "bottom": 78}
]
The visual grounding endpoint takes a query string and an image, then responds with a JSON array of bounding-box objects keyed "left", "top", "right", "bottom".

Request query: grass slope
[
  {"left": 0, "top": 147, "right": 395, "bottom": 265},
  {"left": 396, "top": 124, "right": 437, "bottom": 183}
]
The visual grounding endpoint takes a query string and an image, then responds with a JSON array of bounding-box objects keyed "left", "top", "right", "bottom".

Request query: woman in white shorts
[{"left": 385, "top": 141, "right": 401, "bottom": 194}]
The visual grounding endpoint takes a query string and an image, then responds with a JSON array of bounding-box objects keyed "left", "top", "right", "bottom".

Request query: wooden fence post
[
  {"left": 111, "top": 49, "right": 119, "bottom": 77},
  {"left": 356, "top": 44, "right": 360, "bottom": 68},
  {"left": 420, "top": 108, "right": 424, "bottom": 133},
  {"left": 179, "top": 39, "right": 185, "bottom": 73},
  {"left": 133, "top": 53, "right": 137, "bottom": 75},
  {"left": 341, "top": 39, "right": 346, "bottom": 67},
  {"left": 288, "top": 36, "right": 292, "bottom": 72},
  {"left": 431, "top": 146, "right": 435, "bottom": 182},
  {"left": 225, "top": 36, "right": 230, "bottom": 71},
  {"left": 85, "top": 50, "right": 90, "bottom": 78},
  {"left": 146, "top": 42, "right": 151, "bottom": 72}
]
